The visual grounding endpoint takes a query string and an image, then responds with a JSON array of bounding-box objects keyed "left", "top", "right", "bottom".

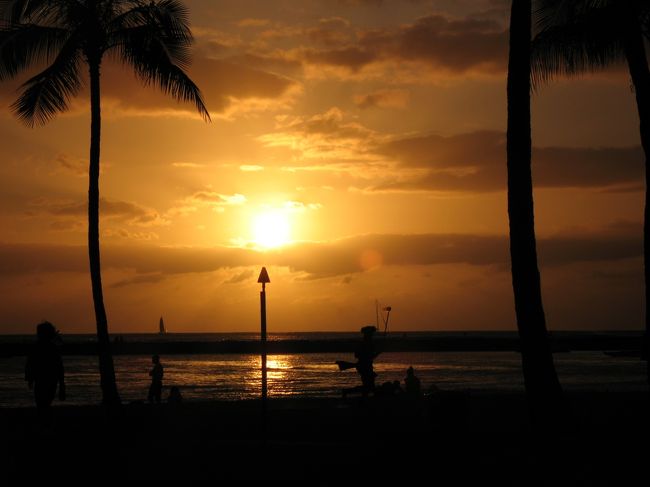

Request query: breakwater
[{"left": 0, "top": 332, "right": 643, "bottom": 356}]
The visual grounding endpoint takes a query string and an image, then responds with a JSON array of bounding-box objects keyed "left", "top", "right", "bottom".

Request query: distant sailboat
[{"left": 159, "top": 316, "right": 166, "bottom": 334}]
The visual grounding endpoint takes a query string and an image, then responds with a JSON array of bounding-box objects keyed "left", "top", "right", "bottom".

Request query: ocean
[{"left": 0, "top": 332, "right": 645, "bottom": 408}]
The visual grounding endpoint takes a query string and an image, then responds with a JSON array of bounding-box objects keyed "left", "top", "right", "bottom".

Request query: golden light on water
[
  {"left": 252, "top": 210, "right": 291, "bottom": 248},
  {"left": 266, "top": 356, "right": 291, "bottom": 381}
]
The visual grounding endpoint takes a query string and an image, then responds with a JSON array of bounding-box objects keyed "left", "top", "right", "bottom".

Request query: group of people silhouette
[
  {"left": 24, "top": 322, "right": 182, "bottom": 421},
  {"left": 25, "top": 321, "right": 423, "bottom": 420}
]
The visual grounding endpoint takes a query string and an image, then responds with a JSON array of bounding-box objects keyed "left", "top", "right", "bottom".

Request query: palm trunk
[
  {"left": 88, "top": 56, "right": 120, "bottom": 405},
  {"left": 622, "top": 5, "right": 650, "bottom": 385},
  {"left": 506, "top": 0, "right": 564, "bottom": 424}
]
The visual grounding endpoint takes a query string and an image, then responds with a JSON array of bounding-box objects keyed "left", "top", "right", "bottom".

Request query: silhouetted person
[
  {"left": 404, "top": 366, "right": 421, "bottom": 398},
  {"left": 376, "top": 380, "right": 402, "bottom": 397},
  {"left": 25, "top": 321, "right": 65, "bottom": 424},
  {"left": 148, "top": 354, "right": 163, "bottom": 404},
  {"left": 168, "top": 386, "right": 182, "bottom": 405},
  {"left": 337, "top": 325, "right": 380, "bottom": 398}
]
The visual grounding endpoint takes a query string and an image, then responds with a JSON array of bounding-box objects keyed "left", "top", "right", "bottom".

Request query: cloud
[
  {"left": 52, "top": 154, "right": 87, "bottom": 177},
  {"left": 223, "top": 269, "right": 256, "bottom": 284},
  {"left": 0, "top": 224, "right": 640, "bottom": 279},
  {"left": 103, "top": 229, "right": 160, "bottom": 241},
  {"left": 110, "top": 273, "right": 166, "bottom": 288},
  {"left": 387, "top": 14, "right": 508, "bottom": 73},
  {"left": 167, "top": 190, "right": 247, "bottom": 217},
  {"left": 239, "top": 165, "right": 264, "bottom": 172},
  {"left": 290, "top": 13, "right": 507, "bottom": 79},
  {"left": 373, "top": 131, "right": 643, "bottom": 192},
  {"left": 259, "top": 110, "right": 642, "bottom": 191},
  {"left": 25, "top": 197, "right": 169, "bottom": 228},
  {"left": 235, "top": 18, "right": 271, "bottom": 28},
  {"left": 353, "top": 89, "right": 410, "bottom": 109},
  {"left": 282, "top": 201, "right": 323, "bottom": 212},
  {"left": 171, "top": 162, "right": 206, "bottom": 169},
  {"left": 259, "top": 107, "right": 382, "bottom": 168},
  {"left": 94, "top": 55, "right": 301, "bottom": 118}
]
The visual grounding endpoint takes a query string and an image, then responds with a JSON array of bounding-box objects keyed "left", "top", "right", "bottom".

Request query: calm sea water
[{"left": 0, "top": 333, "right": 645, "bottom": 407}]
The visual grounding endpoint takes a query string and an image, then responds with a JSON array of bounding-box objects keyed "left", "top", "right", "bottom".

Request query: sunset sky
[{"left": 0, "top": 0, "right": 644, "bottom": 334}]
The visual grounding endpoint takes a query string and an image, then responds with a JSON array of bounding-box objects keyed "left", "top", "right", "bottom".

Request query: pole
[
  {"left": 257, "top": 266, "right": 270, "bottom": 439},
  {"left": 260, "top": 281, "right": 267, "bottom": 417}
]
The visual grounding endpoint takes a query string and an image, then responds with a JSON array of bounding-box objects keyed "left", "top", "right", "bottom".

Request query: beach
[{"left": 2, "top": 390, "right": 648, "bottom": 485}]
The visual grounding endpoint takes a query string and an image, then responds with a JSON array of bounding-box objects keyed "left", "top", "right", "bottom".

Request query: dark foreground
[{"left": 1, "top": 391, "right": 648, "bottom": 486}]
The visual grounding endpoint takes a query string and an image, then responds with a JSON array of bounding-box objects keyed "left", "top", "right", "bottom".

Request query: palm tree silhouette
[
  {"left": 0, "top": 0, "right": 210, "bottom": 405},
  {"left": 532, "top": 0, "right": 650, "bottom": 385},
  {"left": 506, "top": 0, "right": 564, "bottom": 424}
]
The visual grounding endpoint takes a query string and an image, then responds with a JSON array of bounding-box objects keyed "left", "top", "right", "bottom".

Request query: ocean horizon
[{"left": 1, "top": 332, "right": 646, "bottom": 408}]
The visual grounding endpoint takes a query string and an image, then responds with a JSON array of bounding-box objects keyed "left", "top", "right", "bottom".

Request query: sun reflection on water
[{"left": 247, "top": 355, "right": 295, "bottom": 396}]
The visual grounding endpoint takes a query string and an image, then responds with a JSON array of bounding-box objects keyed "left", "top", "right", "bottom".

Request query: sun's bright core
[{"left": 252, "top": 210, "right": 291, "bottom": 248}]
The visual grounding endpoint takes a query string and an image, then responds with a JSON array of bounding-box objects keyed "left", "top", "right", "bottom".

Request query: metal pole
[{"left": 260, "top": 282, "right": 267, "bottom": 422}]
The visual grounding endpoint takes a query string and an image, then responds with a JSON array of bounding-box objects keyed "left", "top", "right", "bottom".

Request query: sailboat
[{"left": 159, "top": 316, "right": 166, "bottom": 334}]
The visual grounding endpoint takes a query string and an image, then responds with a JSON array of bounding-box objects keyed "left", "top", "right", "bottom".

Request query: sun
[{"left": 252, "top": 210, "right": 291, "bottom": 248}]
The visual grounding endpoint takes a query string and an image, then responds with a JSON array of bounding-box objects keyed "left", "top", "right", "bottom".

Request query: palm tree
[
  {"left": 532, "top": 0, "right": 650, "bottom": 385},
  {"left": 0, "top": 0, "right": 210, "bottom": 405},
  {"left": 507, "top": 0, "right": 565, "bottom": 424}
]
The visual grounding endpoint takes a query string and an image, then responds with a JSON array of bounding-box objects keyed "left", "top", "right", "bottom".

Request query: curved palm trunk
[
  {"left": 507, "top": 0, "right": 564, "bottom": 424},
  {"left": 88, "top": 57, "right": 120, "bottom": 405},
  {"left": 622, "top": 6, "right": 650, "bottom": 385}
]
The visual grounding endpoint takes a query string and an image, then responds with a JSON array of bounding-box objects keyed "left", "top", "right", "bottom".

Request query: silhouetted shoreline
[
  {"left": 2, "top": 391, "right": 648, "bottom": 485},
  {"left": 0, "top": 331, "right": 644, "bottom": 357}
]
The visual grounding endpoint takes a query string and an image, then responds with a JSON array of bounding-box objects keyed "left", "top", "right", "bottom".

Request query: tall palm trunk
[
  {"left": 621, "top": 5, "right": 650, "bottom": 385},
  {"left": 507, "top": 0, "right": 563, "bottom": 423},
  {"left": 88, "top": 55, "right": 120, "bottom": 405}
]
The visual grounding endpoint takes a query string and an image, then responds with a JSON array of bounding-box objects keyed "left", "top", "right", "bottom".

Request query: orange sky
[{"left": 0, "top": 0, "right": 645, "bottom": 334}]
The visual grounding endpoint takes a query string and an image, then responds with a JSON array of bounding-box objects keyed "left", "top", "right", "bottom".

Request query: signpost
[{"left": 258, "top": 267, "right": 270, "bottom": 430}]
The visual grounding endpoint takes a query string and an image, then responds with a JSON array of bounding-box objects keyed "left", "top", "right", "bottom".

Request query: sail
[{"left": 159, "top": 316, "right": 166, "bottom": 334}]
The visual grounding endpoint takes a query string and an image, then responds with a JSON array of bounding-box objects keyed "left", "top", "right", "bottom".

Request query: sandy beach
[{"left": 2, "top": 390, "right": 648, "bottom": 486}]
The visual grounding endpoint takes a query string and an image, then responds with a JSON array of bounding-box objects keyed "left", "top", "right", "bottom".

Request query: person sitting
[
  {"left": 168, "top": 386, "right": 183, "bottom": 405},
  {"left": 404, "top": 366, "right": 422, "bottom": 398}
]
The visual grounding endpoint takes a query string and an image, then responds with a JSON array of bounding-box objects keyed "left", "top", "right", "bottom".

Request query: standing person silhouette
[
  {"left": 148, "top": 354, "right": 164, "bottom": 404},
  {"left": 25, "top": 321, "right": 65, "bottom": 424},
  {"left": 337, "top": 325, "right": 380, "bottom": 398}
]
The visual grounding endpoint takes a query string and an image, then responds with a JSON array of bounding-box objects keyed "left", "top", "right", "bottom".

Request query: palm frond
[
  {"left": 122, "top": 33, "right": 209, "bottom": 120},
  {"left": 0, "top": 0, "right": 61, "bottom": 24},
  {"left": 11, "top": 36, "right": 82, "bottom": 126},
  {"left": 531, "top": 2, "right": 626, "bottom": 88},
  {"left": 110, "top": 0, "right": 208, "bottom": 120},
  {"left": 0, "top": 22, "right": 69, "bottom": 80},
  {"left": 109, "top": 0, "right": 193, "bottom": 68}
]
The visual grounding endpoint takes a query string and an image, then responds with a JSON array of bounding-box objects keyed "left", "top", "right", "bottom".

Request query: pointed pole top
[{"left": 258, "top": 267, "right": 270, "bottom": 284}]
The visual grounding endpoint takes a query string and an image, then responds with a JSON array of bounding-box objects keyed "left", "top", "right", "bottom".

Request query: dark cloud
[
  {"left": 0, "top": 225, "right": 640, "bottom": 279},
  {"left": 101, "top": 56, "right": 298, "bottom": 115},
  {"left": 353, "top": 89, "right": 410, "bottom": 109},
  {"left": 389, "top": 14, "right": 507, "bottom": 73},
  {"left": 111, "top": 273, "right": 166, "bottom": 288},
  {"left": 375, "top": 131, "right": 643, "bottom": 192},
  {"left": 295, "top": 13, "right": 508, "bottom": 74},
  {"left": 53, "top": 154, "right": 87, "bottom": 177},
  {"left": 303, "top": 46, "right": 379, "bottom": 71},
  {"left": 25, "top": 197, "right": 168, "bottom": 227},
  {"left": 0, "top": 53, "right": 299, "bottom": 118},
  {"left": 307, "top": 17, "right": 353, "bottom": 46},
  {"left": 224, "top": 269, "right": 256, "bottom": 284}
]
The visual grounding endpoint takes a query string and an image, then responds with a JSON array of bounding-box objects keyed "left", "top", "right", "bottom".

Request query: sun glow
[{"left": 252, "top": 210, "right": 291, "bottom": 248}]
